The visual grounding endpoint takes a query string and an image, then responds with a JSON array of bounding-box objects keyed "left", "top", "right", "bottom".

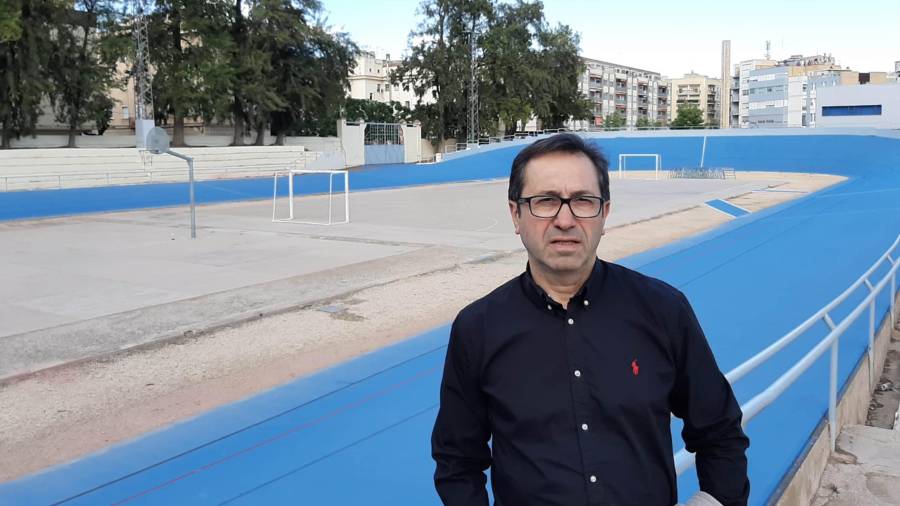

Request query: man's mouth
[{"left": 550, "top": 238, "right": 581, "bottom": 246}]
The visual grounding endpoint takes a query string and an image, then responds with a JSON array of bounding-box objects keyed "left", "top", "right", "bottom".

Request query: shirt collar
[{"left": 521, "top": 258, "right": 606, "bottom": 311}]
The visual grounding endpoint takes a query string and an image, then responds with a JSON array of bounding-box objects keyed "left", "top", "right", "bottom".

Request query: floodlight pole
[{"left": 163, "top": 149, "right": 196, "bottom": 239}]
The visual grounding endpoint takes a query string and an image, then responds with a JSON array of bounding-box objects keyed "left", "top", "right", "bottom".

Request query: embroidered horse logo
[{"left": 631, "top": 359, "right": 639, "bottom": 376}]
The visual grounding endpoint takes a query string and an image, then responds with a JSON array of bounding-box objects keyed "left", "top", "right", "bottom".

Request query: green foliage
[
  {"left": 635, "top": 117, "right": 651, "bottom": 129},
  {"left": 147, "top": 0, "right": 233, "bottom": 146},
  {"left": 602, "top": 112, "right": 625, "bottom": 129},
  {"left": 395, "top": 0, "right": 589, "bottom": 142},
  {"left": 344, "top": 99, "right": 410, "bottom": 124},
  {"left": 671, "top": 104, "right": 704, "bottom": 128},
  {"left": 531, "top": 22, "right": 591, "bottom": 129},
  {"left": 392, "top": 0, "right": 491, "bottom": 143},
  {"left": 47, "top": 0, "right": 127, "bottom": 147},
  {"left": 0, "top": 0, "right": 56, "bottom": 148},
  {"left": 264, "top": 16, "right": 358, "bottom": 140},
  {"left": 0, "top": 0, "right": 23, "bottom": 42}
]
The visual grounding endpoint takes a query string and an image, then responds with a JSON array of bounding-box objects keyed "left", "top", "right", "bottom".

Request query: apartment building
[
  {"left": 347, "top": 51, "right": 431, "bottom": 109},
  {"left": 734, "top": 59, "right": 777, "bottom": 127},
  {"left": 571, "top": 57, "right": 669, "bottom": 129},
  {"left": 740, "top": 54, "right": 895, "bottom": 128},
  {"left": 669, "top": 73, "right": 722, "bottom": 126}
]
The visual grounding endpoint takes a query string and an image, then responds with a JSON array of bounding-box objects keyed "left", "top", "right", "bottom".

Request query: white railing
[
  {"left": 441, "top": 128, "right": 571, "bottom": 154},
  {"left": 439, "top": 125, "right": 729, "bottom": 155},
  {"left": 674, "top": 233, "right": 900, "bottom": 475}
]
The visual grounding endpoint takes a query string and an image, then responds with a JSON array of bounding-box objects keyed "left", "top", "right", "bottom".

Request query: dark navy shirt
[{"left": 432, "top": 258, "right": 749, "bottom": 506}]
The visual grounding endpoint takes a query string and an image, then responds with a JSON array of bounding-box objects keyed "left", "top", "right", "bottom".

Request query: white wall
[
  {"left": 400, "top": 124, "right": 422, "bottom": 162},
  {"left": 337, "top": 120, "right": 365, "bottom": 167},
  {"left": 816, "top": 84, "right": 900, "bottom": 128}
]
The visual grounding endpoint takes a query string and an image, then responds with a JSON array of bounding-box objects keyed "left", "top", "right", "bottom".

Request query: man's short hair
[{"left": 508, "top": 133, "right": 610, "bottom": 203}]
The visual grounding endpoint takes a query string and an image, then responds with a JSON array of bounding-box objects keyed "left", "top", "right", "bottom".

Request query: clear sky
[{"left": 320, "top": 0, "right": 900, "bottom": 79}]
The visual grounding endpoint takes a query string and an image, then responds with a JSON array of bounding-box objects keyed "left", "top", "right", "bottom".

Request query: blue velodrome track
[{"left": 2, "top": 131, "right": 899, "bottom": 505}]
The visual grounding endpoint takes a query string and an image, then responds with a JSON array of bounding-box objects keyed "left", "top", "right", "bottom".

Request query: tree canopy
[
  {"left": 671, "top": 104, "right": 705, "bottom": 128},
  {"left": 393, "top": 0, "right": 590, "bottom": 142}
]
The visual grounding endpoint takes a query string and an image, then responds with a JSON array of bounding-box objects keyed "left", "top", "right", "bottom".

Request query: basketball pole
[{"left": 165, "top": 151, "right": 196, "bottom": 239}]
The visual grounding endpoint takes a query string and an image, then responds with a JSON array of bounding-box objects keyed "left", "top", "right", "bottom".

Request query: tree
[
  {"left": 393, "top": 0, "right": 491, "bottom": 143},
  {"left": 635, "top": 117, "right": 651, "bottom": 129},
  {"left": 344, "top": 99, "right": 410, "bottom": 124},
  {"left": 0, "top": 1, "right": 23, "bottom": 42},
  {"left": 264, "top": 14, "right": 357, "bottom": 144},
  {"left": 229, "top": 0, "right": 357, "bottom": 145},
  {"left": 148, "top": 0, "right": 233, "bottom": 147},
  {"left": 48, "top": 0, "right": 128, "bottom": 147},
  {"left": 531, "top": 22, "right": 591, "bottom": 129},
  {"left": 396, "top": 0, "right": 588, "bottom": 142},
  {"left": 479, "top": 0, "right": 540, "bottom": 136},
  {"left": 603, "top": 112, "right": 625, "bottom": 130},
  {"left": 0, "top": 0, "right": 54, "bottom": 149},
  {"left": 671, "top": 104, "right": 704, "bottom": 128}
]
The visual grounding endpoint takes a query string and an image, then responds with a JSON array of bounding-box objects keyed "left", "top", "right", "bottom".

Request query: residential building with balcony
[
  {"left": 669, "top": 73, "right": 721, "bottom": 126},
  {"left": 571, "top": 57, "right": 669, "bottom": 129}
]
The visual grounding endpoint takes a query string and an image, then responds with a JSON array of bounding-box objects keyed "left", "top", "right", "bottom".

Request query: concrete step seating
[{"left": 0, "top": 146, "right": 328, "bottom": 191}]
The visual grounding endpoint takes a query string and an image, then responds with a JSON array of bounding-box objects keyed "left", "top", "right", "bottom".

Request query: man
[{"left": 432, "top": 134, "right": 749, "bottom": 506}]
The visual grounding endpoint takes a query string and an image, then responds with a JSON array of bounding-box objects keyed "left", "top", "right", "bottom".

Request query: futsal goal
[
  {"left": 617, "top": 153, "right": 661, "bottom": 180},
  {"left": 272, "top": 169, "right": 349, "bottom": 225}
]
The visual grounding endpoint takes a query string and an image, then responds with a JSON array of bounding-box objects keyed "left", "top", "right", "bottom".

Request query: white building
[
  {"left": 815, "top": 84, "right": 900, "bottom": 128},
  {"left": 738, "top": 55, "right": 862, "bottom": 128},
  {"left": 745, "top": 66, "right": 809, "bottom": 127},
  {"left": 347, "top": 51, "right": 433, "bottom": 109},
  {"left": 735, "top": 59, "right": 777, "bottom": 127},
  {"left": 571, "top": 58, "right": 669, "bottom": 129},
  {"left": 669, "top": 73, "right": 722, "bottom": 126}
]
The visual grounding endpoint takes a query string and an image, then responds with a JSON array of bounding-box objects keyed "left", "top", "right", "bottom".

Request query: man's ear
[{"left": 508, "top": 200, "right": 521, "bottom": 235}]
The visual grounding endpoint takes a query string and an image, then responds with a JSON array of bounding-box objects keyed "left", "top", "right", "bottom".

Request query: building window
[
  {"left": 122, "top": 106, "right": 129, "bottom": 120},
  {"left": 821, "top": 105, "right": 882, "bottom": 116},
  {"left": 369, "top": 93, "right": 373, "bottom": 100}
]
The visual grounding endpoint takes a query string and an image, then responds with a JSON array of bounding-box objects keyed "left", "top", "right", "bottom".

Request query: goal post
[
  {"left": 272, "top": 169, "right": 350, "bottom": 225},
  {"left": 617, "top": 154, "right": 662, "bottom": 180}
]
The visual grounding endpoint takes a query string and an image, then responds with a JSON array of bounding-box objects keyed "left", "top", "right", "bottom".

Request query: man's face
[{"left": 509, "top": 151, "right": 611, "bottom": 276}]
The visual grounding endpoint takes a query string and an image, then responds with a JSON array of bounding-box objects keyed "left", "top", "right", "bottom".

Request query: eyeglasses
[{"left": 516, "top": 195, "right": 605, "bottom": 219}]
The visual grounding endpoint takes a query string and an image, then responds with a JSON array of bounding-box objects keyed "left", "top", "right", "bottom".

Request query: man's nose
[{"left": 553, "top": 202, "right": 577, "bottom": 229}]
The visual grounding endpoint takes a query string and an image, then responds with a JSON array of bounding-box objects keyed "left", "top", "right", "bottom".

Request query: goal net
[
  {"left": 617, "top": 154, "right": 661, "bottom": 180},
  {"left": 272, "top": 169, "right": 350, "bottom": 225}
]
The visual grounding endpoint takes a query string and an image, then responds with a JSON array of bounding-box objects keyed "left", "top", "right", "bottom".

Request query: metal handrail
[{"left": 674, "top": 233, "right": 900, "bottom": 475}]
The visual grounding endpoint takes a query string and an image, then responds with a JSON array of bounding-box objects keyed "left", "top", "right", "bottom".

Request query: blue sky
[{"left": 320, "top": 0, "right": 900, "bottom": 78}]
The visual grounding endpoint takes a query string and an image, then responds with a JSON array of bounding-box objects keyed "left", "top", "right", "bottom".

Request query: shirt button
[
  {"left": 574, "top": 370, "right": 582, "bottom": 378},
  {"left": 567, "top": 318, "right": 574, "bottom": 325},
  {"left": 547, "top": 304, "right": 552, "bottom": 310},
  {"left": 581, "top": 423, "right": 589, "bottom": 431},
  {"left": 589, "top": 475, "right": 597, "bottom": 483},
  {"left": 583, "top": 299, "right": 589, "bottom": 306}
]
